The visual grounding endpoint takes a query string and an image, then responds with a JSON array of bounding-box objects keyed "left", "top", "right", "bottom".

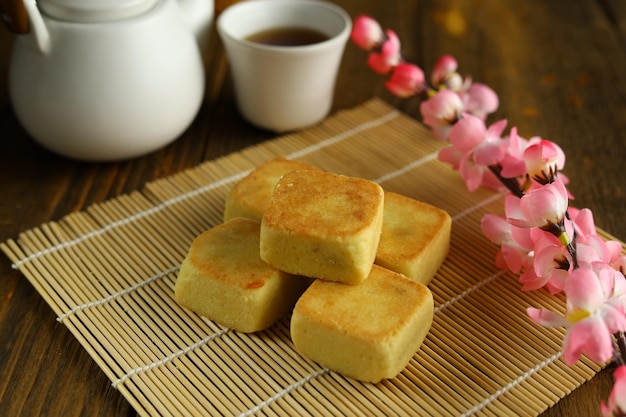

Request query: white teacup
[{"left": 217, "top": 0, "right": 352, "bottom": 132}]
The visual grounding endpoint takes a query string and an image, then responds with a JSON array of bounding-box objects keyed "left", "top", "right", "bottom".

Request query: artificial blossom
[{"left": 351, "top": 14, "right": 626, "bottom": 416}]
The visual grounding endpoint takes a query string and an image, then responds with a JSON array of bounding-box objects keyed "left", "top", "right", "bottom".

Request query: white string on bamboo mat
[
  {"left": 10, "top": 171, "right": 249, "bottom": 269},
  {"left": 56, "top": 265, "right": 180, "bottom": 323},
  {"left": 458, "top": 352, "right": 563, "bottom": 417},
  {"left": 111, "top": 327, "right": 231, "bottom": 389},
  {"left": 286, "top": 110, "right": 399, "bottom": 160},
  {"left": 236, "top": 368, "right": 331, "bottom": 417},
  {"left": 451, "top": 191, "right": 506, "bottom": 222},
  {"left": 434, "top": 269, "right": 507, "bottom": 315},
  {"left": 372, "top": 151, "right": 438, "bottom": 184},
  {"left": 11, "top": 110, "right": 400, "bottom": 270},
  {"left": 240, "top": 350, "right": 562, "bottom": 417}
]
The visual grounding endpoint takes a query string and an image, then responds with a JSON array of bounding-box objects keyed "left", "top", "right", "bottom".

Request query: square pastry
[
  {"left": 260, "top": 170, "right": 384, "bottom": 284},
  {"left": 224, "top": 157, "right": 320, "bottom": 222},
  {"left": 376, "top": 191, "right": 451, "bottom": 285},
  {"left": 175, "top": 217, "right": 309, "bottom": 333},
  {"left": 290, "top": 265, "right": 434, "bottom": 383}
]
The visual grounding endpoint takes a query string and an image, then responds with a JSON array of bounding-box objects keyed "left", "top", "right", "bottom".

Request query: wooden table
[{"left": 1, "top": 1, "right": 624, "bottom": 415}]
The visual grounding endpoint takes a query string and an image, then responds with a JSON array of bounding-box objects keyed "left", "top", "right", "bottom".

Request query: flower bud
[
  {"left": 431, "top": 54, "right": 458, "bottom": 87},
  {"left": 366, "top": 30, "right": 401, "bottom": 74},
  {"left": 350, "top": 15, "right": 384, "bottom": 50},
  {"left": 523, "top": 139, "right": 566, "bottom": 184},
  {"left": 385, "top": 63, "right": 426, "bottom": 97}
]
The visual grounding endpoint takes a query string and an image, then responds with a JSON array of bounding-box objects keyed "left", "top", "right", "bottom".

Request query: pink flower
[
  {"left": 431, "top": 54, "right": 456, "bottom": 84},
  {"left": 446, "top": 115, "right": 507, "bottom": 191},
  {"left": 562, "top": 314, "right": 621, "bottom": 365},
  {"left": 601, "top": 365, "right": 626, "bottom": 417},
  {"left": 385, "top": 63, "right": 426, "bottom": 97},
  {"left": 350, "top": 15, "right": 384, "bottom": 50},
  {"left": 505, "top": 178, "right": 569, "bottom": 230},
  {"left": 437, "top": 143, "right": 464, "bottom": 170},
  {"left": 481, "top": 213, "right": 534, "bottom": 273},
  {"left": 499, "top": 127, "right": 537, "bottom": 178},
  {"left": 367, "top": 29, "right": 401, "bottom": 74},
  {"left": 420, "top": 89, "right": 464, "bottom": 140},
  {"left": 465, "top": 118, "right": 507, "bottom": 165},
  {"left": 563, "top": 268, "right": 626, "bottom": 364},
  {"left": 462, "top": 83, "right": 499, "bottom": 120},
  {"left": 530, "top": 229, "right": 573, "bottom": 292},
  {"left": 448, "top": 114, "right": 488, "bottom": 152},
  {"left": 528, "top": 266, "right": 626, "bottom": 365},
  {"left": 569, "top": 208, "right": 622, "bottom": 267},
  {"left": 570, "top": 208, "right": 599, "bottom": 240},
  {"left": 431, "top": 54, "right": 464, "bottom": 90},
  {"left": 523, "top": 139, "right": 566, "bottom": 184},
  {"left": 607, "top": 241, "right": 626, "bottom": 274},
  {"left": 430, "top": 55, "right": 499, "bottom": 120},
  {"left": 573, "top": 208, "right": 626, "bottom": 273},
  {"left": 524, "top": 224, "right": 603, "bottom": 293},
  {"left": 612, "top": 270, "right": 626, "bottom": 310}
]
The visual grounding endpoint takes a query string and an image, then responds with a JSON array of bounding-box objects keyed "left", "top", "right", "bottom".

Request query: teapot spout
[{"left": 177, "top": 0, "right": 214, "bottom": 51}]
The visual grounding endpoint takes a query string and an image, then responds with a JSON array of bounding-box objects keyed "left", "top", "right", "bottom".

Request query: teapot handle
[{"left": 0, "top": 0, "right": 29, "bottom": 33}]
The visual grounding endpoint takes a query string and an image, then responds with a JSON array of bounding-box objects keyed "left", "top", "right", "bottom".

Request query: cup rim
[{"left": 217, "top": 0, "right": 352, "bottom": 52}]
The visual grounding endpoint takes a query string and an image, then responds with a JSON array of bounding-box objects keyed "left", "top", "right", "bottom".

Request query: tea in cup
[{"left": 217, "top": 0, "right": 351, "bottom": 132}]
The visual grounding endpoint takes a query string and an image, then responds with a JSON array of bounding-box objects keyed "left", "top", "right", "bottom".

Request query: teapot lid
[{"left": 39, "top": 0, "right": 159, "bottom": 22}]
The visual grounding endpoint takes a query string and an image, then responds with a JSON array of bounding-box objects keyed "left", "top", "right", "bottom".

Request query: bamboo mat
[{"left": 1, "top": 99, "right": 613, "bottom": 417}]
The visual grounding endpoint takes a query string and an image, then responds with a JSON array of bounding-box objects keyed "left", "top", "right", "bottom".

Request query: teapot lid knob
[{"left": 39, "top": 0, "right": 159, "bottom": 22}]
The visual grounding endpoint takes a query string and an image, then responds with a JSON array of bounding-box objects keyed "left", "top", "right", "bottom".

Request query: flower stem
[
  {"left": 488, "top": 165, "right": 525, "bottom": 198},
  {"left": 617, "top": 332, "right": 626, "bottom": 366},
  {"left": 564, "top": 211, "right": 579, "bottom": 269}
]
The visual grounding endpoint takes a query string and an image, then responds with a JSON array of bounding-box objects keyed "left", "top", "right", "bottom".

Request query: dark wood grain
[{"left": 1, "top": 1, "right": 624, "bottom": 416}]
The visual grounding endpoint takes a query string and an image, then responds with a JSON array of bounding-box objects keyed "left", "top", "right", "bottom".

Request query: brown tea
[{"left": 245, "top": 27, "right": 329, "bottom": 46}]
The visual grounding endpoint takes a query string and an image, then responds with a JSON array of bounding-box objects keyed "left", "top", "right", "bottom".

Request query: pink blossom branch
[{"left": 351, "top": 14, "right": 626, "bottom": 413}]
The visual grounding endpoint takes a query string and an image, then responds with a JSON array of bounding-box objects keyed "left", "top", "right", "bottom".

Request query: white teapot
[{"left": 1, "top": 0, "right": 213, "bottom": 161}]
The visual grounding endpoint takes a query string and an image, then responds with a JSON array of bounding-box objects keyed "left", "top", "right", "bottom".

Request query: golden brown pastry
[
  {"left": 224, "top": 157, "right": 320, "bottom": 222},
  {"left": 260, "top": 170, "right": 384, "bottom": 284},
  {"left": 290, "top": 265, "right": 434, "bottom": 382},
  {"left": 175, "top": 217, "right": 309, "bottom": 333},
  {"left": 375, "top": 191, "right": 451, "bottom": 284}
]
